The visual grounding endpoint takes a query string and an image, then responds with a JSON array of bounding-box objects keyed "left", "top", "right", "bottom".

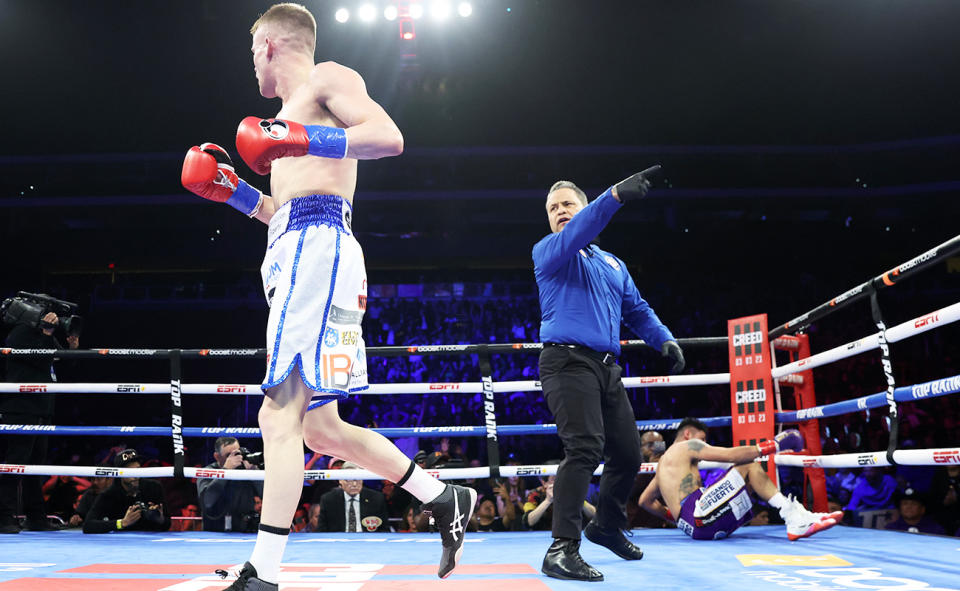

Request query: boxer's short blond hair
[{"left": 251, "top": 3, "right": 317, "bottom": 54}]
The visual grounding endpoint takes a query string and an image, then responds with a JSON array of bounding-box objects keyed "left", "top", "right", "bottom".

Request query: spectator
[
  {"left": 845, "top": 467, "right": 897, "bottom": 512},
  {"left": 398, "top": 503, "right": 427, "bottom": 533},
  {"left": 748, "top": 506, "right": 771, "bottom": 526},
  {"left": 490, "top": 480, "right": 518, "bottom": 530},
  {"left": 172, "top": 504, "right": 202, "bottom": 532},
  {"left": 473, "top": 497, "right": 506, "bottom": 532},
  {"left": 628, "top": 431, "right": 671, "bottom": 529},
  {"left": 381, "top": 479, "right": 412, "bottom": 523},
  {"left": 522, "top": 475, "right": 556, "bottom": 531},
  {"left": 929, "top": 465, "right": 960, "bottom": 534},
  {"left": 43, "top": 474, "right": 91, "bottom": 524},
  {"left": 73, "top": 472, "right": 113, "bottom": 528},
  {"left": 1, "top": 310, "right": 79, "bottom": 533},
  {"left": 316, "top": 462, "right": 390, "bottom": 532},
  {"left": 83, "top": 449, "right": 170, "bottom": 533},
  {"left": 885, "top": 488, "right": 945, "bottom": 535},
  {"left": 196, "top": 437, "right": 263, "bottom": 532}
]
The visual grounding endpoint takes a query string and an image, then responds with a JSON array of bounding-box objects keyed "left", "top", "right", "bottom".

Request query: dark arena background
[{"left": 1, "top": 1, "right": 959, "bottom": 589}]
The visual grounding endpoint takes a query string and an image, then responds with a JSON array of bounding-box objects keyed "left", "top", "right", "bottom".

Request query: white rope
[
  {"left": 4, "top": 447, "right": 956, "bottom": 479},
  {"left": 0, "top": 373, "right": 732, "bottom": 395},
  {"left": 0, "top": 461, "right": 731, "bottom": 481},
  {"left": 774, "top": 447, "right": 960, "bottom": 468},
  {"left": 772, "top": 301, "right": 960, "bottom": 378}
]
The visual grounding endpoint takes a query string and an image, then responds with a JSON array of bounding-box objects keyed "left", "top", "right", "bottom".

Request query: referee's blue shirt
[{"left": 532, "top": 189, "right": 674, "bottom": 357}]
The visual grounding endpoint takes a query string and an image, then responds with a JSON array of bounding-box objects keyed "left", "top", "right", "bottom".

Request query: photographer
[
  {"left": 197, "top": 437, "right": 263, "bottom": 532},
  {"left": 83, "top": 449, "right": 170, "bottom": 533},
  {"left": 1, "top": 305, "right": 79, "bottom": 534}
]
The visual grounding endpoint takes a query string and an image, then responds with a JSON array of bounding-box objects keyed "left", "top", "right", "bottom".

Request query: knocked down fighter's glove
[
  {"left": 757, "top": 429, "right": 805, "bottom": 456},
  {"left": 661, "top": 340, "right": 685, "bottom": 374},
  {"left": 613, "top": 165, "right": 663, "bottom": 203}
]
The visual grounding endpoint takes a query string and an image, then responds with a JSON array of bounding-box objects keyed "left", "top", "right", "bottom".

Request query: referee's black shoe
[
  {"left": 541, "top": 538, "right": 604, "bottom": 582},
  {"left": 584, "top": 519, "right": 644, "bottom": 560}
]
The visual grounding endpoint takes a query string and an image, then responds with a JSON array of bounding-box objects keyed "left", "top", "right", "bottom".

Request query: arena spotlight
[
  {"left": 458, "top": 2, "right": 472, "bottom": 17},
  {"left": 384, "top": 5, "right": 398, "bottom": 20},
  {"left": 358, "top": 3, "right": 377, "bottom": 22},
  {"left": 430, "top": 0, "right": 452, "bottom": 21},
  {"left": 335, "top": 7, "right": 349, "bottom": 23},
  {"left": 409, "top": 3, "right": 424, "bottom": 19}
]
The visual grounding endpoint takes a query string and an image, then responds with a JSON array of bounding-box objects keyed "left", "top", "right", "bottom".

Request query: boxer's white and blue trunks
[{"left": 260, "top": 194, "right": 369, "bottom": 410}]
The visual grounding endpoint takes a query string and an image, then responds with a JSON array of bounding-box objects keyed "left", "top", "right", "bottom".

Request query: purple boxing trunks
[{"left": 676, "top": 467, "right": 754, "bottom": 540}]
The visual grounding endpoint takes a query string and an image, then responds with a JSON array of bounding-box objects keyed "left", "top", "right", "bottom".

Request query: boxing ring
[{"left": 2, "top": 235, "right": 960, "bottom": 590}]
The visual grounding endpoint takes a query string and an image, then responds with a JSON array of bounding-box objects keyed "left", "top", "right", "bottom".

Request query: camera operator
[
  {"left": 82, "top": 449, "right": 170, "bottom": 533},
  {"left": 0, "top": 310, "right": 79, "bottom": 534},
  {"left": 197, "top": 437, "right": 264, "bottom": 532}
]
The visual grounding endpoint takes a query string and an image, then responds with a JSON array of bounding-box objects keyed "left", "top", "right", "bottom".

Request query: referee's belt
[{"left": 544, "top": 343, "right": 617, "bottom": 366}]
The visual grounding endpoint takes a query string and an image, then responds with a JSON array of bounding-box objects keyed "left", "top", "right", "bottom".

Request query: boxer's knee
[{"left": 302, "top": 406, "right": 347, "bottom": 453}]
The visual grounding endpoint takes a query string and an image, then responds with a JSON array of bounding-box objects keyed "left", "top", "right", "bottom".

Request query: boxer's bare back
[{"left": 268, "top": 62, "right": 358, "bottom": 208}]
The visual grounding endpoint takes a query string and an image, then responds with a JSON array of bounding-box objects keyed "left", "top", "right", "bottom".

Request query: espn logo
[
  {"left": 95, "top": 468, "right": 120, "bottom": 477},
  {"left": 217, "top": 385, "right": 247, "bottom": 393},
  {"left": 429, "top": 383, "right": 461, "bottom": 391},
  {"left": 638, "top": 377, "right": 670, "bottom": 384},
  {"left": 515, "top": 467, "right": 544, "bottom": 476},
  {"left": 802, "top": 459, "right": 818, "bottom": 467},
  {"left": 857, "top": 454, "right": 878, "bottom": 466},
  {"left": 195, "top": 469, "right": 226, "bottom": 479},
  {"left": 0, "top": 465, "right": 26, "bottom": 474},
  {"left": 914, "top": 313, "right": 940, "bottom": 329},
  {"left": 19, "top": 385, "right": 47, "bottom": 392},
  {"left": 933, "top": 450, "right": 960, "bottom": 464},
  {"left": 117, "top": 384, "right": 143, "bottom": 393}
]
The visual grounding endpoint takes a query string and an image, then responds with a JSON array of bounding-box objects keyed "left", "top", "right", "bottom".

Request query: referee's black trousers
[{"left": 539, "top": 346, "right": 642, "bottom": 540}]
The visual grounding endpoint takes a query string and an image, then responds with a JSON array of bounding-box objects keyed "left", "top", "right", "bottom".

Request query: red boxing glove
[
  {"left": 181, "top": 143, "right": 263, "bottom": 216},
  {"left": 181, "top": 143, "right": 240, "bottom": 203},
  {"left": 236, "top": 116, "right": 348, "bottom": 175},
  {"left": 756, "top": 429, "right": 805, "bottom": 456}
]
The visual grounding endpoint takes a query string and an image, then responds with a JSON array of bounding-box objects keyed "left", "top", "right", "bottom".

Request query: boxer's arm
[
  {"left": 532, "top": 190, "right": 622, "bottom": 276},
  {"left": 313, "top": 63, "right": 403, "bottom": 160},
  {"left": 638, "top": 475, "right": 672, "bottom": 521},
  {"left": 686, "top": 439, "right": 759, "bottom": 465},
  {"left": 252, "top": 195, "right": 277, "bottom": 225}
]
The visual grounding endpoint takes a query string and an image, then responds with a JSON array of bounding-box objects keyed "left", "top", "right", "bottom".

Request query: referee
[{"left": 532, "top": 167, "right": 684, "bottom": 582}]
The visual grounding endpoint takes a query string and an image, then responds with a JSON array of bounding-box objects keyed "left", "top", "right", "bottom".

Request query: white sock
[
  {"left": 403, "top": 465, "right": 447, "bottom": 502},
  {"left": 768, "top": 492, "right": 787, "bottom": 511},
  {"left": 249, "top": 526, "right": 288, "bottom": 584}
]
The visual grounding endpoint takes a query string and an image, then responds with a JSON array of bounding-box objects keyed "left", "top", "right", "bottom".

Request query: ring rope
[{"left": 4, "top": 446, "right": 958, "bottom": 481}]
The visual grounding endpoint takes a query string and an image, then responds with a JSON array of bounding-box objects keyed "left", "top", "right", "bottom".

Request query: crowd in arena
[{"left": 3, "top": 280, "right": 959, "bottom": 537}]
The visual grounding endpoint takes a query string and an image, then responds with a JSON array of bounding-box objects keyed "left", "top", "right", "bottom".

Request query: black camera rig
[{"left": 1, "top": 292, "right": 83, "bottom": 337}]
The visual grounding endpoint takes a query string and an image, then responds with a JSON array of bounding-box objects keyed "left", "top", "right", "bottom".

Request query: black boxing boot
[
  {"left": 421, "top": 484, "right": 477, "bottom": 578},
  {"left": 217, "top": 562, "right": 278, "bottom": 591},
  {"left": 541, "top": 538, "right": 604, "bottom": 582},
  {"left": 584, "top": 519, "right": 644, "bottom": 560}
]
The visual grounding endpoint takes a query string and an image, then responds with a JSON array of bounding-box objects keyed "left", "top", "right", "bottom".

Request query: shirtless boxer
[
  {"left": 639, "top": 418, "right": 843, "bottom": 541},
  {"left": 181, "top": 4, "right": 474, "bottom": 589}
]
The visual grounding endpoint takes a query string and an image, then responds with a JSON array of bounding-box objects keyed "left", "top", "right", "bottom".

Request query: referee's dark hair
[{"left": 674, "top": 417, "right": 708, "bottom": 444}]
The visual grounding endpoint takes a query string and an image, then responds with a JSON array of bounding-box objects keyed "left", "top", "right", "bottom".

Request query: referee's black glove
[
  {"left": 661, "top": 340, "right": 685, "bottom": 374},
  {"left": 613, "top": 165, "right": 662, "bottom": 203}
]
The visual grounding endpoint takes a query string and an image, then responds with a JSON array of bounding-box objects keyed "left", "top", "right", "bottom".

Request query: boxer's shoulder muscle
[{"left": 309, "top": 61, "right": 364, "bottom": 101}]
